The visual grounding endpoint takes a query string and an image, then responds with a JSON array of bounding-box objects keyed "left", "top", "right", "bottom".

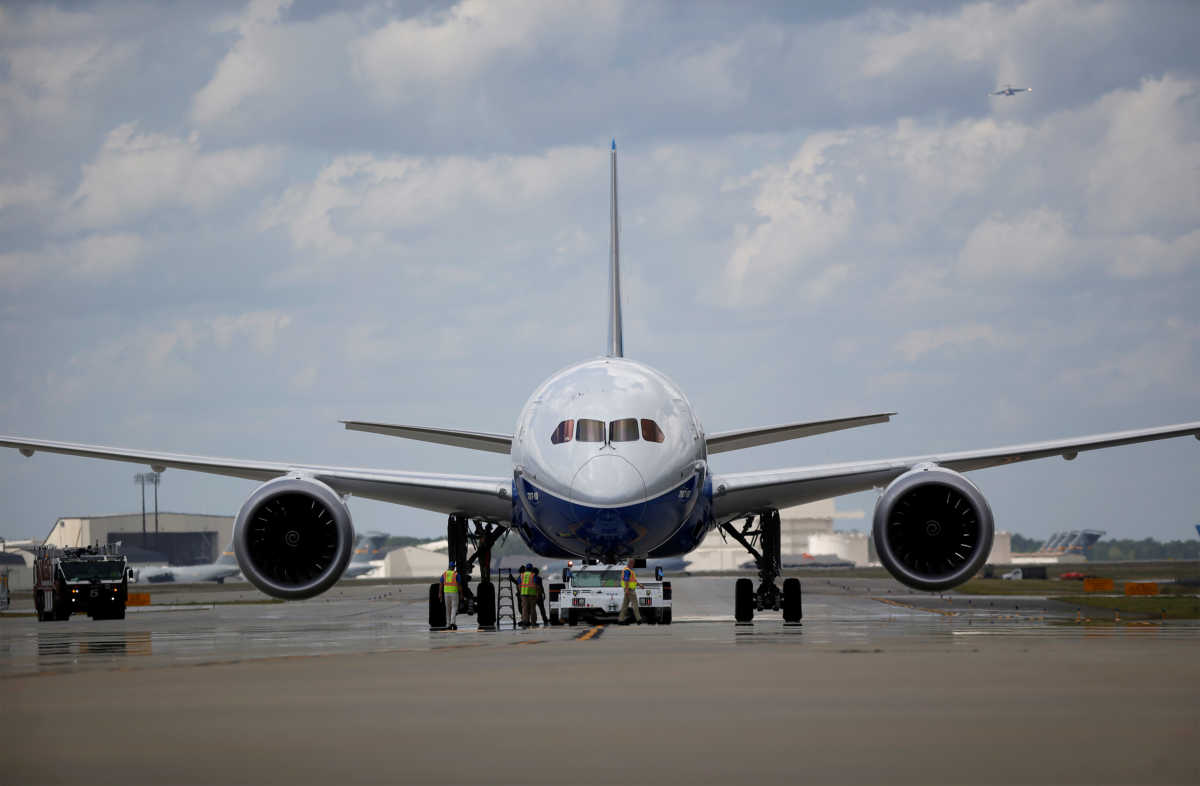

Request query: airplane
[
  {"left": 342, "top": 531, "right": 389, "bottom": 579},
  {"left": 136, "top": 543, "right": 241, "bottom": 584},
  {"left": 1, "top": 140, "right": 1198, "bottom": 626},
  {"left": 991, "top": 84, "right": 1032, "bottom": 96}
]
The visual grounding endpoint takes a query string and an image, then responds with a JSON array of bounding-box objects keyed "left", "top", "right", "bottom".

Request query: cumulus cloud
[
  {"left": 351, "top": 0, "right": 623, "bottom": 103},
  {"left": 0, "top": 175, "right": 56, "bottom": 213},
  {"left": 258, "top": 146, "right": 600, "bottom": 257},
  {"left": 958, "top": 208, "right": 1077, "bottom": 280},
  {"left": 859, "top": 0, "right": 1120, "bottom": 80},
  {"left": 0, "top": 7, "right": 137, "bottom": 130},
  {"left": 717, "top": 75, "right": 1200, "bottom": 307},
  {"left": 45, "top": 310, "right": 294, "bottom": 406},
  {"left": 0, "top": 232, "right": 146, "bottom": 287},
  {"left": 67, "top": 123, "right": 281, "bottom": 230},
  {"left": 896, "top": 322, "right": 1016, "bottom": 362}
]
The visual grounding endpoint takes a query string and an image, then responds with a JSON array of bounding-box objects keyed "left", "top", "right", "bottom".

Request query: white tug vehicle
[{"left": 548, "top": 561, "right": 672, "bottom": 626}]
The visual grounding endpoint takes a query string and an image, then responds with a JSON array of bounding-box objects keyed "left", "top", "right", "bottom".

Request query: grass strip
[{"left": 1052, "top": 595, "right": 1200, "bottom": 620}]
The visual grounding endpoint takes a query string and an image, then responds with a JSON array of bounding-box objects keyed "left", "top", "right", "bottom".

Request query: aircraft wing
[
  {"left": 341, "top": 420, "right": 512, "bottom": 454},
  {"left": 0, "top": 434, "right": 513, "bottom": 521},
  {"left": 706, "top": 413, "right": 895, "bottom": 454},
  {"left": 709, "top": 420, "right": 1200, "bottom": 522}
]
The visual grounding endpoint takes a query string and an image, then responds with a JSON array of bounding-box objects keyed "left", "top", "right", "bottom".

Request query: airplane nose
[{"left": 570, "top": 454, "right": 647, "bottom": 511}]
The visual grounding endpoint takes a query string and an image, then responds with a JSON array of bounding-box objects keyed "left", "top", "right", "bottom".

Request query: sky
[{"left": 1, "top": 0, "right": 1198, "bottom": 545}]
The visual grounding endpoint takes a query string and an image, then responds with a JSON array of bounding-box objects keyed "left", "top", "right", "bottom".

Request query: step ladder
[{"left": 496, "top": 567, "right": 516, "bottom": 630}]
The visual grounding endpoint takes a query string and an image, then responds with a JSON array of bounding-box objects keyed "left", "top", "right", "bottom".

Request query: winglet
[{"left": 607, "top": 140, "right": 624, "bottom": 357}]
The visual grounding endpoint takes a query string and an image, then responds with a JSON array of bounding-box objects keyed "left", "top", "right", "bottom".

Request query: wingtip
[{"left": 611, "top": 138, "right": 616, "bottom": 151}]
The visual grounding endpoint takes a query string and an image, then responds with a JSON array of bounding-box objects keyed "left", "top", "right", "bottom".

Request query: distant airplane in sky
[
  {"left": 2, "top": 141, "right": 1197, "bottom": 627},
  {"left": 991, "top": 84, "right": 1032, "bottom": 96}
]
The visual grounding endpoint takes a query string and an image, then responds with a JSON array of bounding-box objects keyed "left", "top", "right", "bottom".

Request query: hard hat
[{"left": 448, "top": 560, "right": 455, "bottom": 568}]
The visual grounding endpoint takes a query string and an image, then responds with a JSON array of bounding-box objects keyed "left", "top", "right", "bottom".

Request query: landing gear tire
[
  {"left": 476, "top": 581, "right": 496, "bottom": 628},
  {"left": 428, "top": 583, "right": 446, "bottom": 629},
  {"left": 782, "top": 577, "right": 802, "bottom": 623},
  {"left": 659, "top": 608, "right": 672, "bottom": 625},
  {"left": 735, "top": 578, "right": 754, "bottom": 623}
]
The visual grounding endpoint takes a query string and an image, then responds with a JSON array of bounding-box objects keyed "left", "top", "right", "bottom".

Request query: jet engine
[
  {"left": 233, "top": 476, "right": 355, "bottom": 600},
  {"left": 872, "top": 465, "right": 994, "bottom": 592}
]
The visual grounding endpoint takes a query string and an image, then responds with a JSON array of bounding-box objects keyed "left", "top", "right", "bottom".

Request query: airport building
[
  {"left": 44, "top": 513, "right": 234, "bottom": 566},
  {"left": 685, "top": 500, "right": 1013, "bottom": 570}
]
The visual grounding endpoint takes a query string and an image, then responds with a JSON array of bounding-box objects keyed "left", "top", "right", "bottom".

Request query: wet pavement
[
  {"left": 4, "top": 575, "right": 1200, "bottom": 784},
  {"left": 4, "top": 575, "right": 1198, "bottom": 677}
]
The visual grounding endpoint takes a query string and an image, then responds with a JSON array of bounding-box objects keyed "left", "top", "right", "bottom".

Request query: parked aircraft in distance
[
  {"left": 137, "top": 544, "right": 240, "bottom": 584},
  {"left": 342, "top": 531, "right": 389, "bottom": 579},
  {"left": 991, "top": 84, "right": 1032, "bottom": 96},
  {"left": 2, "top": 141, "right": 1197, "bottom": 626}
]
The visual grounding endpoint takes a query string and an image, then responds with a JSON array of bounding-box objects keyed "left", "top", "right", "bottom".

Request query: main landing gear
[
  {"left": 722, "top": 509, "right": 802, "bottom": 625},
  {"left": 428, "top": 514, "right": 506, "bottom": 631}
]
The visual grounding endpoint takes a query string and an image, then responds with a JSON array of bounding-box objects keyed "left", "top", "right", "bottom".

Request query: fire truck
[{"left": 34, "top": 544, "right": 132, "bottom": 621}]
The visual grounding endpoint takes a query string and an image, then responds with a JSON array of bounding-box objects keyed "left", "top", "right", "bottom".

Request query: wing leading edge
[
  {"left": 341, "top": 421, "right": 512, "bottom": 454},
  {"left": 0, "top": 435, "right": 513, "bottom": 521},
  {"left": 706, "top": 413, "right": 895, "bottom": 453},
  {"left": 710, "top": 420, "right": 1200, "bottom": 522}
]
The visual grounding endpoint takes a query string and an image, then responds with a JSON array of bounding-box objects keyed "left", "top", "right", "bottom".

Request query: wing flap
[
  {"left": 711, "top": 420, "right": 1200, "bottom": 521},
  {"left": 0, "top": 434, "right": 513, "bottom": 521},
  {"left": 342, "top": 421, "right": 512, "bottom": 454},
  {"left": 706, "top": 413, "right": 895, "bottom": 454}
]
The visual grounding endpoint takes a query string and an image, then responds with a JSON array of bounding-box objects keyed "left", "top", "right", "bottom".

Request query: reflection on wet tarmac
[{"left": 3, "top": 577, "right": 1199, "bottom": 677}]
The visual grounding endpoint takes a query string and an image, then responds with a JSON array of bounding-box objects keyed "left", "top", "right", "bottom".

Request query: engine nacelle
[
  {"left": 233, "top": 476, "right": 355, "bottom": 600},
  {"left": 872, "top": 465, "right": 994, "bottom": 592}
]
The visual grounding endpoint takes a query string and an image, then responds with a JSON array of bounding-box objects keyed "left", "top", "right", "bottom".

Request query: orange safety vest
[
  {"left": 622, "top": 568, "right": 638, "bottom": 590},
  {"left": 519, "top": 570, "right": 536, "bottom": 596},
  {"left": 442, "top": 569, "right": 458, "bottom": 593}
]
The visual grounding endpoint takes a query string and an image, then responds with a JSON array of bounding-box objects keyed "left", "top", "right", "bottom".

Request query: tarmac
[{"left": 3, "top": 575, "right": 1199, "bottom": 784}]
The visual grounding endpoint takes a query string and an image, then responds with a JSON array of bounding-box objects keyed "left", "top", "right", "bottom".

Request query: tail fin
[
  {"left": 607, "top": 139, "right": 624, "bottom": 357},
  {"left": 216, "top": 543, "right": 237, "bottom": 566}
]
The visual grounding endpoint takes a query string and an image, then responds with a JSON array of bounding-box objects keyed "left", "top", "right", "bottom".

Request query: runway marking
[
  {"left": 575, "top": 625, "right": 605, "bottom": 641},
  {"left": 873, "top": 597, "right": 957, "bottom": 617}
]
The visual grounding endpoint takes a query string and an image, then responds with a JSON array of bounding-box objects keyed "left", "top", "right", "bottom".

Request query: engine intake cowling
[
  {"left": 872, "top": 465, "right": 994, "bottom": 592},
  {"left": 233, "top": 477, "right": 355, "bottom": 600}
]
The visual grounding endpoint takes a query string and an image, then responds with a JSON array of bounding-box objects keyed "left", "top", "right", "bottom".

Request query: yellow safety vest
[
  {"left": 519, "top": 570, "right": 536, "bottom": 596},
  {"left": 622, "top": 568, "right": 638, "bottom": 590},
  {"left": 442, "top": 569, "right": 458, "bottom": 593}
]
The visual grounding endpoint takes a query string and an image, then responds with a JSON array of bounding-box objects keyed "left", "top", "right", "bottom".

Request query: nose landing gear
[{"left": 722, "top": 509, "right": 802, "bottom": 624}]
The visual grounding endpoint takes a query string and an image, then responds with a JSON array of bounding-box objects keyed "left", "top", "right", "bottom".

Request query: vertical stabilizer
[{"left": 607, "top": 140, "right": 624, "bottom": 357}]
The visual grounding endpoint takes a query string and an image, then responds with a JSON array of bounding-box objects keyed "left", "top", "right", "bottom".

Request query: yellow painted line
[
  {"left": 873, "top": 597, "right": 957, "bottom": 617},
  {"left": 576, "top": 625, "right": 604, "bottom": 641}
]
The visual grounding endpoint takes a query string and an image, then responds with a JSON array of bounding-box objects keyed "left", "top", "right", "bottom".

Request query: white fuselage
[{"left": 509, "top": 357, "right": 712, "bottom": 561}]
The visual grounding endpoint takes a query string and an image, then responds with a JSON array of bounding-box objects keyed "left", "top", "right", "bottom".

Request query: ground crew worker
[
  {"left": 518, "top": 563, "right": 538, "bottom": 627},
  {"left": 533, "top": 567, "right": 549, "bottom": 626},
  {"left": 617, "top": 558, "right": 643, "bottom": 624},
  {"left": 441, "top": 560, "right": 460, "bottom": 630}
]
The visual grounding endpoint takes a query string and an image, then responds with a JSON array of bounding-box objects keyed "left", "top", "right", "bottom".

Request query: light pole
[{"left": 134, "top": 472, "right": 161, "bottom": 550}]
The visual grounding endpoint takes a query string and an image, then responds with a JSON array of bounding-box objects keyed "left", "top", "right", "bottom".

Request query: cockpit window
[
  {"left": 576, "top": 419, "right": 605, "bottom": 442},
  {"left": 609, "top": 418, "right": 639, "bottom": 442},
  {"left": 550, "top": 420, "right": 574, "bottom": 444},
  {"left": 640, "top": 419, "right": 666, "bottom": 443}
]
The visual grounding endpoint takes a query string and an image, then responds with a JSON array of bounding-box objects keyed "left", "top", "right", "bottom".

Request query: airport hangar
[{"left": 44, "top": 512, "right": 234, "bottom": 567}]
